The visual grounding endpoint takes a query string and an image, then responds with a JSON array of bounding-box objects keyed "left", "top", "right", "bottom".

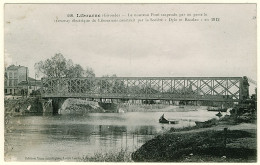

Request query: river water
[{"left": 5, "top": 106, "right": 222, "bottom": 161}]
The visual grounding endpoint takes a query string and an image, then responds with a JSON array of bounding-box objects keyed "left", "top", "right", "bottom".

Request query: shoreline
[
  {"left": 78, "top": 119, "right": 257, "bottom": 162},
  {"left": 131, "top": 116, "right": 257, "bottom": 162}
]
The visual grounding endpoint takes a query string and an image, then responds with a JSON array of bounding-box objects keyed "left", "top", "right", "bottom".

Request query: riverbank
[
  {"left": 76, "top": 116, "right": 256, "bottom": 162},
  {"left": 82, "top": 148, "right": 132, "bottom": 162},
  {"left": 4, "top": 97, "right": 205, "bottom": 115},
  {"left": 131, "top": 118, "right": 257, "bottom": 162},
  {"left": 4, "top": 97, "right": 43, "bottom": 116}
]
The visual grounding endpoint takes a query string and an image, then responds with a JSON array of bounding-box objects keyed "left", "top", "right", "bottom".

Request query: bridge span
[{"left": 41, "top": 76, "right": 250, "bottom": 102}]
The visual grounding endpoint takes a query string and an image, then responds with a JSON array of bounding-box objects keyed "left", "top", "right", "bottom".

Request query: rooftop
[
  {"left": 18, "top": 77, "right": 41, "bottom": 86},
  {"left": 6, "top": 64, "right": 27, "bottom": 70}
]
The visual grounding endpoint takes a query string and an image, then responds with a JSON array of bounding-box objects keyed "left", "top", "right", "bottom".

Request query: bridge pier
[
  {"left": 41, "top": 98, "right": 66, "bottom": 115},
  {"left": 40, "top": 99, "right": 53, "bottom": 115},
  {"left": 52, "top": 98, "right": 66, "bottom": 114}
]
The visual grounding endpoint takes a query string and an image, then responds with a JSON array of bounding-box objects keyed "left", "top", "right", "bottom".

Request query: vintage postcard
[{"left": 3, "top": 2, "right": 258, "bottom": 163}]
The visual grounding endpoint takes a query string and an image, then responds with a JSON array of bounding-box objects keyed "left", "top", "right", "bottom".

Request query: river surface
[{"left": 5, "top": 106, "right": 222, "bottom": 161}]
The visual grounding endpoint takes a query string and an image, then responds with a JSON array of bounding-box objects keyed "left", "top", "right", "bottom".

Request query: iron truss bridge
[{"left": 41, "top": 77, "right": 249, "bottom": 102}]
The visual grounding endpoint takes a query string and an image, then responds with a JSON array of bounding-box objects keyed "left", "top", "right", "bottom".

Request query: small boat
[
  {"left": 216, "top": 111, "right": 223, "bottom": 117},
  {"left": 159, "top": 114, "right": 179, "bottom": 124}
]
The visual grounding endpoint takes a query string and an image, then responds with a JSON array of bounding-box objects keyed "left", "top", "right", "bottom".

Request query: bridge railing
[{"left": 41, "top": 77, "right": 244, "bottom": 102}]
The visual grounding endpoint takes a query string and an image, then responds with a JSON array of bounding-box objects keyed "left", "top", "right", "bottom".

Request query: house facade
[{"left": 4, "top": 65, "right": 29, "bottom": 95}]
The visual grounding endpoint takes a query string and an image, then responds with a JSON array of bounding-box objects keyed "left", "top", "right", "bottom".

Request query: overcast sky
[{"left": 4, "top": 4, "right": 257, "bottom": 85}]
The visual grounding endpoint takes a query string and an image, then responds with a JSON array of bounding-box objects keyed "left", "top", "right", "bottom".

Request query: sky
[{"left": 4, "top": 4, "right": 257, "bottom": 89}]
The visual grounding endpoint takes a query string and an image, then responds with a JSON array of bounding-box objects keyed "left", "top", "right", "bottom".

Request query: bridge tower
[{"left": 240, "top": 76, "right": 250, "bottom": 102}]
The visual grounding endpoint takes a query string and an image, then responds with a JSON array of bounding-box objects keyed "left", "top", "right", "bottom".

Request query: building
[
  {"left": 20, "top": 77, "right": 42, "bottom": 95},
  {"left": 4, "top": 65, "right": 29, "bottom": 95}
]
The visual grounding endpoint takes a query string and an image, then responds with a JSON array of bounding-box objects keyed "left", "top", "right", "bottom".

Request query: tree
[
  {"left": 35, "top": 53, "right": 95, "bottom": 78},
  {"left": 35, "top": 53, "right": 68, "bottom": 77},
  {"left": 84, "top": 67, "right": 95, "bottom": 77},
  {"left": 68, "top": 64, "right": 84, "bottom": 78}
]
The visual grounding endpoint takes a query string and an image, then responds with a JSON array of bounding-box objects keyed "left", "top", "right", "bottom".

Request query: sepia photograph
[{"left": 3, "top": 3, "right": 257, "bottom": 162}]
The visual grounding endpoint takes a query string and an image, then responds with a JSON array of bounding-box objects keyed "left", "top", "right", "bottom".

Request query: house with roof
[
  {"left": 4, "top": 64, "right": 41, "bottom": 96},
  {"left": 4, "top": 65, "right": 29, "bottom": 95}
]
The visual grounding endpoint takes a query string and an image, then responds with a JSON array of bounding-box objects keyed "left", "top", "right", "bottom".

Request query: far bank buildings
[{"left": 4, "top": 64, "right": 41, "bottom": 96}]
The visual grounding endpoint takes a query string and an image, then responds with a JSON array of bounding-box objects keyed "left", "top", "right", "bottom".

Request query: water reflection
[{"left": 5, "top": 110, "right": 219, "bottom": 161}]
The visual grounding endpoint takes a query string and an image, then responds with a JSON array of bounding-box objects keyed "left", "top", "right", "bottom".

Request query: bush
[{"left": 83, "top": 148, "right": 132, "bottom": 162}]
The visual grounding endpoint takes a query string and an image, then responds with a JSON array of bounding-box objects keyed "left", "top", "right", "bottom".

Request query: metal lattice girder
[
  {"left": 41, "top": 77, "right": 244, "bottom": 102},
  {"left": 42, "top": 78, "right": 51, "bottom": 94},
  {"left": 162, "top": 80, "right": 171, "bottom": 93},
  {"left": 214, "top": 79, "right": 239, "bottom": 100},
  {"left": 188, "top": 80, "right": 199, "bottom": 93},
  {"left": 200, "top": 80, "right": 212, "bottom": 95},
  {"left": 213, "top": 80, "right": 226, "bottom": 95},
  {"left": 228, "top": 80, "right": 240, "bottom": 99},
  {"left": 81, "top": 79, "right": 91, "bottom": 93},
  {"left": 57, "top": 78, "right": 68, "bottom": 94},
  {"left": 175, "top": 79, "right": 185, "bottom": 90},
  {"left": 150, "top": 80, "right": 158, "bottom": 90}
]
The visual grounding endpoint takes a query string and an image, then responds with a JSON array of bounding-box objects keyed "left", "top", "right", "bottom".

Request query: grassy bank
[
  {"left": 130, "top": 108, "right": 257, "bottom": 162},
  {"left": 5, "top": 97, "right": 43, "bottom": 115},
  {"left": 131, "top": 128, "right": 256, "bottom": 162},
  {"left": 131, "top": 116, "right": 257, "bottom": 163},
  {"left": 82, "top": 149, "right": 132, "bottom": 162}
]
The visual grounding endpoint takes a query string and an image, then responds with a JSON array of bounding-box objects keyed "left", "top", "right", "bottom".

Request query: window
[
  {"left": 14, "top": 80, "right": 18, "bottom": 86},
  {"left": 9, "top": 80, "right": 12, "bottom": 86},
  {"left": 14, "top": 72, "right": 18, "bottom": 79},
  {"left": 9, "top": 72, "right": 13, "bottom": 79},
  {"left": 10, "top": 89, "right": 12, "bottom": 94},
  {"left": 4, "top": 89, "right": 7, "bottom": 94}
]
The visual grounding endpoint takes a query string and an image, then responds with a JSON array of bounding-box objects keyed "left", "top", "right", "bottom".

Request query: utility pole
[
  {"left": 35, "top": 73, "right": 38, "bottom": 95},
  {"left": 35, "top": 73, "right": 36, "bottom": 91}
]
